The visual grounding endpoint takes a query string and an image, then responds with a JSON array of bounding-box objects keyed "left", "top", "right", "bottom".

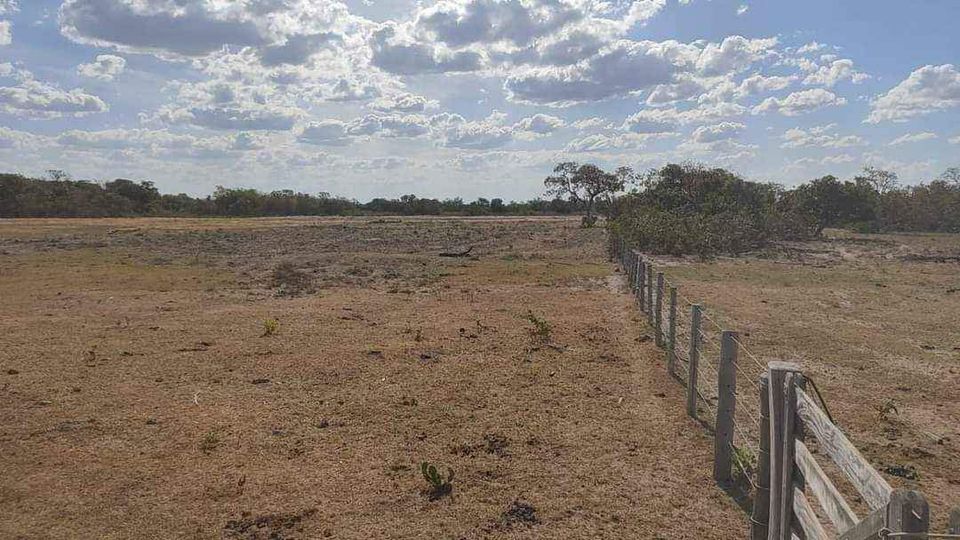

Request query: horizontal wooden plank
[
  {"left": 796, "top": 440, "right": 859, "bottom": 534},
  {"left": 794, "top": 488, "right": 829, "bottom": 540},
  {"left": 795, "top": 388, "right": 893, "bottom": 510},
  {"left": 839, "top": 505, "right": 886, "bottom": 540}
]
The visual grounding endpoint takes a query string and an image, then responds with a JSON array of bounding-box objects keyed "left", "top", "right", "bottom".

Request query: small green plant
[
  {"left": 524, "top": 311, "right": 552, "bottom": 343},
  {"left": 732, "top": 445, "right": 756, "bottom": 476},
  {"left": 420, "top": 461, "right": 454, "bottom": 500},
  {"left": 262, "top": 318, "right": 280, "bottom": 337}
]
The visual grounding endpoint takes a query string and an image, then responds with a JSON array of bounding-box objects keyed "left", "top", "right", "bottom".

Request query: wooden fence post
[
  {"left": 887, "top": 490, "right": 929, "bottom": 537},
  {"left": 655, "top": 272, "right": 665, "bottom": 347},
  {"left": 751, "top": 374, "right": 771, "bottom": 540},
  {"left": 638, "top": 260, "right": 646, "bottom": 311},
  {"left": 632, "top": 251, "right": 642, "bottom": 295},
  {"left": 714, "top": 330, "right": 738, "bottom": 484},
  {"left": 948, "top": 507, "right": 960, "bottom": 534},
  {"left": 767, "top": 362, "right": 801, "bottom": 540},
  {"left": 667, "top": 286, "right": 677, "bottom": 376},
  {"left": 777, "top": 372, "right": 801, "bottom": 540},
  {"left": 686, "top": 304, "right": 702, "bottom": 417},
  {"left": 646, "top": 263, "right": 654, "bottom": 325}
]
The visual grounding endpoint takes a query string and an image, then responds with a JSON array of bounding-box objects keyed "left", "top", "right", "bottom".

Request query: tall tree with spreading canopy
[{"left": 544, "top": 162, "right": 629, "bottom": 227}]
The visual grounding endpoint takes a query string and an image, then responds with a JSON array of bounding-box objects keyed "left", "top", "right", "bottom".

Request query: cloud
[
  {"left": 0, "top": 75, "right": 108, "bottom": 117},
  {"left": 752, "top": 88, "right": 846, "bottom": 116},
  {"left": 0, "top": 20, "right": 10, "bottom": 46},
  {"left": 571, "top": 116, "right": 611, "bottom": 130},
  {"left": 691, "top": 122, "right": 745, "bottom": 143},
  {"left": 414, "top": 0, "right": 585, "bottom": 48},
  {"left": 796, "top": 41, "right": 826, "bottom": 55},
  {"left": 564, "top": 132, "right": 655, "bottom": 152},
  {"left": 298, "top": 113, "right": 432, "bottom": 146},
  {"left": 889, "top": 132, "right": 937, "bottom": 146},
  {"left": 158, "top": 105, "right": 301, "bottom": 131},
  {"left": 781, "top": 125, "right": 867, "bottom": 148},
  {"left": 695, "top": 36, "right": 777, "bottom": 76},
  {"left": 623, "top": 102, "right": 746, "bottom": 133},
  {"left": 59, "top": 0, "right": 267, "bottom": 57},
  {"left": 77, "top": 54, "right": 126, "bottom": 81},
  {"left": 0, "top": 0, "right": 17, "bottom": 16},
  {"left": 736, "top": 4, "right": 749, "bottom": 16},
  {"left": 431, "top": 111, "right": 514, "bottom": 149},
  {"left": 950, "top": 135, "right": 960, "bottom": 145},
  {"left": 370, "top": 23, "right": 485, "bottom": 74},
  {"left": 866, "top": 64, "right": 960, "bottom": 123},
  {"left": 368, "top": 93, "right": 436, "bottom": 113},
  {"left": 697, "top": 73, "right": 796, "bottom": 104},
  {"left": 259, "top": 32, "right": 342, "bottom": 67},
  {"left": 801, "top": 59, "right": 869, "bottom": 87},
  {"left": 505, "top": 39, "right": 697, "bottom": 105},
  {"left": 513, "top": 113, "right": 565, "bottom": 135},
  {"left": 298, "top": 120, "right": 351, "bottom": 146}
]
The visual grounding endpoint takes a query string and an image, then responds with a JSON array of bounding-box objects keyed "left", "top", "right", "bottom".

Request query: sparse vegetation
[
  {"left": 524, "top": 311, "right": 552, "bottom": 343},
  {"left": 420, "top": 461, "right": 454, "bottom": 500},
  {"left": 262, "top": 318, "right": 280, "bottom": 337},
  {"left": 200, "top": 431, "right": 220, "bottom": 454}
]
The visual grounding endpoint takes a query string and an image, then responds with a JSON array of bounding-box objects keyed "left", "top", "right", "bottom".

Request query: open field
[
  {"left": 657, "top": 230, "right": 960, "bottom": 528},
  {"left": 0, "top": 217, "right": 744, "bottom": 539}
]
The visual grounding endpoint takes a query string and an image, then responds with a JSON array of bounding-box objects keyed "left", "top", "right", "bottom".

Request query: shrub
[{"left": 420, "top": 462, "right": 454, "bottom": 500}]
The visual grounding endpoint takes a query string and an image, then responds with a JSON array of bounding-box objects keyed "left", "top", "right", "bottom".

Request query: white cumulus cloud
[
  {"left": 867, "top": 64, "right": 960, "bottom": 123},
  {"left": 77, "top": 55, "right": 127, "bottom": 81},
  {"left": 752, "top": 88, "right": 846, "bottom": 116},
  {"left": 889, "top": 132, "right": 938, "bottom": 146}
]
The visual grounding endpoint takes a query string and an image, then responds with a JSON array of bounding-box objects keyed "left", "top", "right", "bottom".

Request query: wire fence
[{"left": 613, "top": 236, "right": 769, "bottom": 494}]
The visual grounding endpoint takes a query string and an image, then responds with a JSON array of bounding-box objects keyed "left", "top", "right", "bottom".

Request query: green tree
[{"left": 544, "top": 162, "right": 628, "bottom": 227}]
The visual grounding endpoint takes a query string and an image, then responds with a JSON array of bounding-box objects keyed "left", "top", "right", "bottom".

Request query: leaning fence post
[
  {"left": 714, "top": 331, "right": 739, "bottom": 484},
  {"left": 667, "top": 286, "right": 677, "bottom": 376},
  {"left": 767, "top": 362, "right": 801, "bottom": 540},
  {"left": 686, "top": 304, "right": 702, "bottom": 417},
  {"left": 751, "top": 374, "right": 771, "bottom": 540},
  {"left": 655, "top": 272, "right": 665, "bottom": 347}
]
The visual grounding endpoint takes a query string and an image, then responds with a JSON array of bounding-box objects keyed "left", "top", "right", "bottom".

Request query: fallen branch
[{"left": 439, "top": 246, "right": 473, "bottom": 258}]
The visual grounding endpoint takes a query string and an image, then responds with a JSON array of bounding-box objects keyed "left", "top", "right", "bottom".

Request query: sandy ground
[
  {"left": 0, "top": 217, "right": 745, "bottom": 539},
  {"left": 650, "top": 230, "right": 960, "bottom": 529}
]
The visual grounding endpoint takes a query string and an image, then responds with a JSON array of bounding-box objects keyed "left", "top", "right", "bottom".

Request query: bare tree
[
  {"left": 860, "top": 166, "right": 899, "bottom": 195},
  {"left": 544, "top": 162, "right": 628, "bottom": 227},
  {"left": 938, "top": 167, "right": 960, "bottom": 186}
]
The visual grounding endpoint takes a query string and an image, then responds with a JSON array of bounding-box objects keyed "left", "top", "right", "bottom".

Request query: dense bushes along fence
[
  {"left": 608, "top": 231, "right": 960, "bottom": 539},
  {"left": 608, "top": 164, "right": 960, "bottom": 257}
]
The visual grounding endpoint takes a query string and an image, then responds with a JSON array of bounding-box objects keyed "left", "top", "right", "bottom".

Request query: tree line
[
  {"left": 547, "top": 162, "right": 960, "bottom": 255},
  {"left": 0, "top": 171, "right": 582, "bottom": 218}
]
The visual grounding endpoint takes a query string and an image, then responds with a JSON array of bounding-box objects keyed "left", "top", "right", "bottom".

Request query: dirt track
[{"left": 0, "top": 217, "right": 745, "bottom": 539}]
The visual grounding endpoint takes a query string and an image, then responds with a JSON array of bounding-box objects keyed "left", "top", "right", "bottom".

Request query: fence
[{"left": 608, "top": 232, "right": 959, "bottom": 540}]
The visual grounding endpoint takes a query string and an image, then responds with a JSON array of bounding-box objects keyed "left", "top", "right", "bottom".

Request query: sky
[{"left": 0, "top": 0, "right": 958, "bottom": 201}]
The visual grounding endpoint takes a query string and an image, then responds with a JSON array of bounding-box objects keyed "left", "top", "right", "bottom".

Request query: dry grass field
[
  {"left": 657, "top": 230, "right": 960, "bottom": 528},
  {"left": 0, "top": 217, "right": 745, "bottom": 539}
]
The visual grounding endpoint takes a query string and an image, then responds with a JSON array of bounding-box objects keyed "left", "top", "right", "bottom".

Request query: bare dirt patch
[{"left": 0, "top": 217, "right": 743, "bottom": 539}]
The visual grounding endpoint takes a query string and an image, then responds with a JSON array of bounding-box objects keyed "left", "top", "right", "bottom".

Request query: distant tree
[
  {"left": 859, "top": 166, "right": 899, "bottom": 195},
  {"left": 46, "top": 169, "right": 71, "bottom": 182},
  {"left": 490, "top": 198, "right": 504, "bottom": 212},
  {"left": 104, "top": 179, "right": 160, "bottom": 213},
  {"left": 544, "top": 162, "right": 627, "bottom": 227},
  {"left": 939, "top": 167, "right": 960, "bottom": 186}
]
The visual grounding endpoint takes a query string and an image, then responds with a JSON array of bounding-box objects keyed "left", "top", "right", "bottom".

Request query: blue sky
[{"left": 0, "top": 0, "right": 958, "bottom": 200}]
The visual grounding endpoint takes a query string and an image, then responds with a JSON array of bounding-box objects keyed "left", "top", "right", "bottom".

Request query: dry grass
[
  {"left": 651, "top": 230, "right": 960, "bottom": 528},
  {"left": 0, "top": 217, "right": 745, "bottom": 539}
]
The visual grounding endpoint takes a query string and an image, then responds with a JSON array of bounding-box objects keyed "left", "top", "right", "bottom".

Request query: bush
[{"left": 610, "top": 164, "right": 815, "bottom": 256}]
